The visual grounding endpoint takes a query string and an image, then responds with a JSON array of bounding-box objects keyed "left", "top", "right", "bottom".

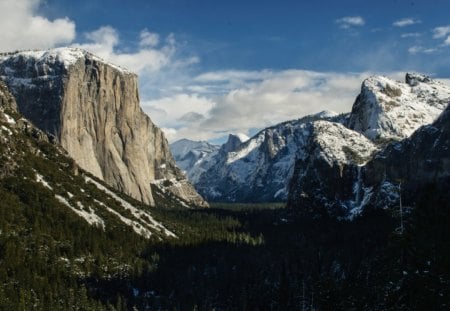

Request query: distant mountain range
[{"left": 171, "top": 73, "right": 450, "bottom": 219}]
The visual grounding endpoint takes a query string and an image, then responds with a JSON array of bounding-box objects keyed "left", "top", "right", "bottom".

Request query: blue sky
[{"left": 1, "top": 0, "right": 450, "bottom": 142}]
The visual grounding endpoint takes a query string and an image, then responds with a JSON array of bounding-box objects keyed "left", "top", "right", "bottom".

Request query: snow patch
[
  {"left": 35, "top": 173, "right": 53, "bottom": 190},
  {"left": 86, "top": 176, "right": 176, "bottom": 238},
  {"left": 1, "top": 125, "right": 12, "bottom": 135},
  {"left": 55, "top": 195, "right": 104, "bottom": 228},
  {"left": 3, "top": 113, "right": 15, "bottom": 125}
]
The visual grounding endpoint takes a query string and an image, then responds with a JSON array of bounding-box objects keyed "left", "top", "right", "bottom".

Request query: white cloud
[
  {"left": 140, "top": 29, "right": 160, "bottom": 48},
  {"left": 431, "top": 25, "right": 450, "bottom": 47},
  {"left": 433, "top": 25, "right": 450, "bottom": 38},
  {"left": 142, "top": 94, "right": 215, "bottom": 130},
  {"left": 73, "top": 26, "right": 176, "bottom": 74},
  {"left": 393, "top": 18, "right": 421, "bottom": 27},
  {"left": 0, "top": 0, "right": 75, "bottom": 51},
  {"left": 146, "top": 70, "right": 380, "bottom": 142},
  {"left": 408, "top": 46, "right": 437, "bottom": 54},
  {"left": 401, "top": 32, "right": 421, "bottom": 38},
  {"left": 445, "top": 37, "right": 450, "bottom": 46},
  {"left": 335, "top": 16, "right": 365, "bottom": 29}
]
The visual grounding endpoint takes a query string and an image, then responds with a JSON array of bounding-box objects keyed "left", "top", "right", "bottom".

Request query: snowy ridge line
[
  {"left": 55, "top": 195, "right": 105, "bottom": 228},
  {"left": 94, "top": 199, "right": 153, "bottom": 239},
  {"left": 226, "top": 134, "right": 265, "bottom": 164},
  {"left": 85, "top": 176, "right": 177, "bottom": 238},
  {"left": 0, "top": 47, "right": 133, "bottom": 74},
  {"left": 312, "top": 121, "right": 379, "bottom": 166},
  {"left": 349, "top": 74, "right": 450, "bottom": 141}
]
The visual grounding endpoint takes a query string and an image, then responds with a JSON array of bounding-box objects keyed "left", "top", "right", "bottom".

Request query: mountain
[
  {"left": 190, "top": 111, "right": 346, "bottom": 202},
  {"left": 363, "top": 102, "right": 450, "bottom": 208},
  {"left": 288, "top": 73, "right": 450, "bottom": 219},
  {"left": 287, "top": 120, "right": 378, "bottom": 219},
  {"left": 170, "top": 138, "right": 220, "bottom": 182},
  {"left": 0, "top": 48, "right": 207, "bottom": 207},
  {"left": 0, "top": 80, "right": 180, "bottom": 240},
  {"left": 173, "top": 74, "right": 449, "bottom": 206},
  {"left": 347, "top": 73, "right": 450, "bottom": 142}
]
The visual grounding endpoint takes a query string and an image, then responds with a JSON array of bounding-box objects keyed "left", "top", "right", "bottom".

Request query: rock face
[
  {"left": 363, "top": 103, "right": 450, "bottom": 208},
  {"left": 0, "top": 81, "right": 179, "bottom": 239},
  {"left": 0, "top": 48, "right": 207, "bottom": 207},
  {"left": 347, "top": 73, "right": 450, "bottom": 142},
  {"left": 287, "top": 121, "right": 378, "bottom": 219}
]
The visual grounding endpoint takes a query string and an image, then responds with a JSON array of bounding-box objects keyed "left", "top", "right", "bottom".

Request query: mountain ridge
[{"left": 171, "top": 74, "right": 450, "bottom": 209}]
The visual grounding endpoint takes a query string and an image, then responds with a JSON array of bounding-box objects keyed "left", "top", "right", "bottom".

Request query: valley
[{"left": 0, "top": 47, "right": 449, "bottom": 310}]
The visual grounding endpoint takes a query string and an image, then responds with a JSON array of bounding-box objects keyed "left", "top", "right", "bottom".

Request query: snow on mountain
[
  {"left": 362, "top": 102, "right": 450, "bottom": 210},
  {"left": 311, "top": 121, "right": 378, "bottom": 166},
  {"left": 0, "top": 47, "right": 208, "bottom": 208},
  {"left": 287, "top": 121, "right": 378, "bottom": 219},
  {"left": 170, "top": 139, "right": 220, "bottom": 182},
  {"left": 347, "top": 73, "right": 450, "bottom": 142},
  {"left": 0, "top": 47, "right": 131, "bottom": 73},
  {"left": 192, "top": 112, "right": 343, "bottom": 202},
  {"left": 235, "top": 133, "right": 250, "bottom": 143},
  {"left": 288, "top": 74, "right": 450, "bottom": 220},
  {"left": 171, "top": 73, "right": 449, "bottom": 209},
  {"left": 0, "top": 79, "right": 179, "bottom": 239}
]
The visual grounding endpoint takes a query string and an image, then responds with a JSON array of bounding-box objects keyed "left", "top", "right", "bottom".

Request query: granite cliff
[{"left": 0, "top": 48, "right": 207, "bottom": 207}]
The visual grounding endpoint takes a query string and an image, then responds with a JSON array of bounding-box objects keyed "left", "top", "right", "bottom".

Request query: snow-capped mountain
[
  {"left": 288, "top": 73, "right": 450, "bottom": 219},
  {"left": 363, "top": 101, "right": 450, "bottom": 209},
  {"left": 0, "top": 48, "right": 207, "bottom": 207},
  {"left": 174, "top": 73, "right": 449, "bottom": 211},
  {"left": 287, "top": 121, "right": 379, "bottom": 219},
  {"left": 190, "top": 111, "right": 346, "bottom": 202},
  {"left": 347, "top": 73, "right": 450, "bottom": 142},
  {"left": 170, "top": 139, "right": 220, "bottom": 181}
]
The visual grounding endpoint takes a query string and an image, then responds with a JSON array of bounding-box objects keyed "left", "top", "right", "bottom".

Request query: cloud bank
[
  {"left": 336, "top": 16, "right": 365, "bottom": 29},
  {"left": 0, "top": 0, "right": 75, "bottom": 51},
  {"left": 142, "top": 70, "right": 374, "bottom": 142}
]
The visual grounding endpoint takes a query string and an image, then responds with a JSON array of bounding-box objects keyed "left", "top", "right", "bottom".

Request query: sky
[{"left": 0, "top": 0, "right": 450, "bottom": 143}]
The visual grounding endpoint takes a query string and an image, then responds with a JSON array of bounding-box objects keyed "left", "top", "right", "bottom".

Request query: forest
[{"left": 0, "top": 173, "right": 448, "bottom": 309}]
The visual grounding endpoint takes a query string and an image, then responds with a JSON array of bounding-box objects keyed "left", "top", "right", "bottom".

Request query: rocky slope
[
  {"left": 363, "top": 102, "right": 450, "bottom": 209},
  {"left": 347, "top": 73, "right": 450, "bottom": 142},
  {"left": 0, "top": 48, "right": 207, "bottom": 207},
  {"left": 288, "top": 73, "right": 450, "bottom": 219},
  {"left": 287, "top": 121, "right": 378, "bottom": 219},
  {"left": 0, "top": 80, "right": 178, "bottom": 239}
]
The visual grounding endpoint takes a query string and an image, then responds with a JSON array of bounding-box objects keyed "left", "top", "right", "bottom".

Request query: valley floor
[{"left": 1, "top": 186, "right": 449, "bottom": 310}]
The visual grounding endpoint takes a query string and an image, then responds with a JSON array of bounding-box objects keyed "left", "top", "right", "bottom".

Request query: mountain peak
[
  {"left": 221, "top": 133, "right": 245, "bottom": 153},
  {"left": 348, "top": 73, "right": 450, "bottom": 141},
  {"left": 405, "top": 72, "right": 432, "bottom": 86}
]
